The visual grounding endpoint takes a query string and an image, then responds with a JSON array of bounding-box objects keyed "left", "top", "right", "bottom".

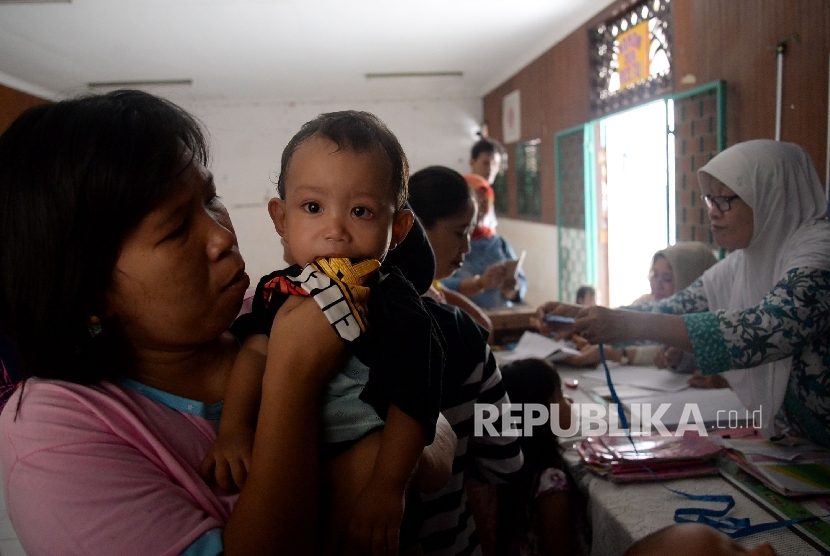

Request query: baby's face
[{"left": 271, "top": 135, "right": 410, "bottom": 267}]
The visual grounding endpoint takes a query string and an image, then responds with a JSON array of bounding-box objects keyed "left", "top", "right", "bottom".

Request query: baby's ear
[
  {"left": 268, "top": 197, "right": 287, "bottom": 237},
  {"left": 390, "top": 208, "right": 414, "bottom": 250}
]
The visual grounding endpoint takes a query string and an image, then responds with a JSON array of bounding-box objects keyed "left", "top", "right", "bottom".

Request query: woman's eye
[
  {"left": 303, "top": 202, "right": 321, "bottom": 214},
  {"left": 352, "top": 206, "right": 372, "bottom": 218}
]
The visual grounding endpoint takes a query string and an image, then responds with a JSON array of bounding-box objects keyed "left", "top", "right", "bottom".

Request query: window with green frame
[
  {"left": 492, "top": 153, "right": 509, "bottom": 214},
  {"left": 516, "top": 139, "right": 541, "bottom": 218}
]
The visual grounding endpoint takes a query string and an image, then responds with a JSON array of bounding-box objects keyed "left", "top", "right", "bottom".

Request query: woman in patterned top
[{"left": 536, "top": 140, "right": 830, "bottom": 445}]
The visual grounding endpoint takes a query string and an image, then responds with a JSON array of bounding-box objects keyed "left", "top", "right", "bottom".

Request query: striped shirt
[{"left": 419, "top": 298, "right": 524, "bottom": 556}]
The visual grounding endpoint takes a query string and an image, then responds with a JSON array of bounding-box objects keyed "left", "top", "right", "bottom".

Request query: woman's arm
[
  {"left": 625, "top": 278, "right": 710, "bottom": 315},
  {"left": 223, "top": 296, "right": 345, "bottom": 555},
  {"left": 689, "top": 267, "right": 830, "bottom": 375},
  {"left": 573, "top": 268, "right": 830, "bottom": 375}
]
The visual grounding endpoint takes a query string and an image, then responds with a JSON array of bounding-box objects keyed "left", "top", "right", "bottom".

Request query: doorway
[{"left": 597, "top": 99, "right": 674, "bottom": 307}]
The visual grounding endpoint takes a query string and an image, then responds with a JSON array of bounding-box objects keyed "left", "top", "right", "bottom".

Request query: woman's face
[
  {"left": 424, "top": 198, "right": 477, "bottom": 280},
  {"left": 701, "top": 177, "right": 754, "bottom": 250},
  {"left": 102, "top": 157, "right": 249, "bottom": 353},
  {"left": 648, "top": 256, "right": 675, "bottom": 301}
]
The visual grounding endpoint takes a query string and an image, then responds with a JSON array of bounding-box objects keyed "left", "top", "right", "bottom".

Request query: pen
[{"left": 544, "top": 315, "right": 576, "bottom": 324}]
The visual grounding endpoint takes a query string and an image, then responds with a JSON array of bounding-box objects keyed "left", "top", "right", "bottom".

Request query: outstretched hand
[{"left": 532, "top": 301, "right": 582, "bottom": 337}]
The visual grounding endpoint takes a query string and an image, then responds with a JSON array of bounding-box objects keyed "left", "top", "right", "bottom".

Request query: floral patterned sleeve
[
  {"left": 624, "top": 278, "right": 710, "bottom": 315},
  {"left": 683, "top": 268, "right": 830, "bottom": 375}
]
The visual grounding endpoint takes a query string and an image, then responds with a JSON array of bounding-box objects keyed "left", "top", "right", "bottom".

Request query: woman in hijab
[
  {"left": 537, "top": 140, "right": 830, "bottom": 444},
  {"left": 632, "top": 242, "right": 719, "bottom": 305},
  {"left": 440, "top": 173, "right": 528, "bottom": 309}
]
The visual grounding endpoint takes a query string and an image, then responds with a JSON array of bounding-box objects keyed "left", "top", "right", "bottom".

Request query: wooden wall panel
[
  {"left": 485, "top": 0, "right": 830, "bottom": 225},
  {"left": 0, "top": 84, "right": 48, "bottom": 135}
]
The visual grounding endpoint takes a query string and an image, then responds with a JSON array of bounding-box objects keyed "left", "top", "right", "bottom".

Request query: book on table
[{"left": 720, "top": 437, "right": 830, "bottom": 497}]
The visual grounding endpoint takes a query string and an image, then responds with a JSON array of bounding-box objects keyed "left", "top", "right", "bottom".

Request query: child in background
[
  {"left": 575, "top": 285, "right": 596, "bottom": 306},
  {"left": 202, "top": 111, "right": 444, "bottom": 555},
  {"left": 497, "top": 358, "right": 584, "bottom": 556}
]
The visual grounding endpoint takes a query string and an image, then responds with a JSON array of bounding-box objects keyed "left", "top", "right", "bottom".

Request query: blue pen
[{"left": 543, "top": 315, "right": 575, "bottom": 324}]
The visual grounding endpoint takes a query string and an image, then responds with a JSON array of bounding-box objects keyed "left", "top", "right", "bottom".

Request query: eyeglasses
[{"left": 701, "top": 194, "right": 740, "bottom": 212}]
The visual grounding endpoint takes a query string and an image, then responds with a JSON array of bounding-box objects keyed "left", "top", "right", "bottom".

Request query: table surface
[{"left": 545, "top": 362, "right": 830, "bottom": 556}]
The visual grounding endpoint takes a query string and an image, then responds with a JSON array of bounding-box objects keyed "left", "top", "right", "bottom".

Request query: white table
[{"left": 554, "top": 364, "right": 829, "bottom": 556}]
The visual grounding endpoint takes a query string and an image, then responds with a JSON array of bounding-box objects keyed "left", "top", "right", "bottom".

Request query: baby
[{"left": 202, "top": 111, "right": 444, "bottom": 555}]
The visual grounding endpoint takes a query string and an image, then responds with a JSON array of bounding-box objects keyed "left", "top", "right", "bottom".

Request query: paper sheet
[
  {"left": 581, "top": 365, "right": 690, "bottom": 393},
  {"left": 494, "top": 331, "right": 581, "bottom": 364},
  {"left": 623, "top": 387, "right": 749, "bottom": 427}
]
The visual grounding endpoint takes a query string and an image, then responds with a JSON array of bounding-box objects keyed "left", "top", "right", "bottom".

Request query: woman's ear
[
  {"left": 389, "top": 208, "right": 414, "bottom": 250},
  {"left": 268, "top": 197, "right": 287, "bottom": 237}
]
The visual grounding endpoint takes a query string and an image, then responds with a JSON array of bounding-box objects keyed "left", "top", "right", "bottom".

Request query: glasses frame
[{"left": 701, "top": 194, "right": 740, "bottom": 212}]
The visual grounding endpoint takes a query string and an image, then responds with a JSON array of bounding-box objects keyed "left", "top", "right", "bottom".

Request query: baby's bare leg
[{"left": 321, "top": 431, "right": 382, "bottom": 556}]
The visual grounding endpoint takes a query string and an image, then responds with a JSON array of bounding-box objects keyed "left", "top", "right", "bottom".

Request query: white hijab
[{"left": 697, "top": 140, "right": 830, "bottom": 436}]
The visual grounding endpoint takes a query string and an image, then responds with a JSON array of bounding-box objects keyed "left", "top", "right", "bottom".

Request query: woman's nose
[
  {"left": 206, "top": 210, "right": 238, "bottom": 259},
  {"left": 707, "top": 203, "right": 724, "bottom": 220}
]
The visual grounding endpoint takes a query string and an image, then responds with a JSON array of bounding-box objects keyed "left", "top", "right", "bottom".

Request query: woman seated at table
[
  {"left": 407, "top": 166, "right": 493, "bottom": 334},
  {"left": 439, "top": 173, "right": 528, "bottom": 309},
  {"left": 0, "top": 90, "right": 455, "bottom": 556},
  {"left": 537, "top": 140, "right": 830, "bottom": 444},
  {"left": 564, "top": 242, "right": 717, "bottom": 369}
]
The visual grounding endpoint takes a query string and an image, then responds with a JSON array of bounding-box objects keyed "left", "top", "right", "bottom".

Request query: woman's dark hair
[
  {"left": 0, "top": 89, "right": 208, "bottom": 384},
  {"left": 407, "top": 166, "right": 476, "bottom": 228},
  {"left": 497, "top": 358, "right": 568, "bottom": 554},
  {"left": 277, "top": 110, "right": 408, "bottom": 210}
]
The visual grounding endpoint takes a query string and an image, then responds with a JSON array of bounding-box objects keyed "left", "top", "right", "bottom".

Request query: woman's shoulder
[{"left": 0, "top": 378, "right": 133, "bottom": 437}]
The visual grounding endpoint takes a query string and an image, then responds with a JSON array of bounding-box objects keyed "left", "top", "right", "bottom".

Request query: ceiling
[{"left": 0, "top": 0, "right": 615, "bottom": 104}]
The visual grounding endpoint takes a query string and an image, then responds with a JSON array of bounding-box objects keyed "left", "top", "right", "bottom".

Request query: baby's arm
[
  {"left": 200, "top": 334, "right": 268, "bottom": 491},
  {"left": 347, "top": 404, "right": 426, "bottom": 556}
]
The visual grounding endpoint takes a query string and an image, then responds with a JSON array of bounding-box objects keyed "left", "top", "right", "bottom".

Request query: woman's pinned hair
[
  {"left": 0, "top": 90, "right": 208, "bottom": 383},
  {"left": 407, "top": 166, "right": 476, "bottom": 229}
]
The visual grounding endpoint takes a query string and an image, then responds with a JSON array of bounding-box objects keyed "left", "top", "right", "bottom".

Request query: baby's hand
[
  {"left": 343, "top": 479, "right": 406, "bottom": 556},
  {"left": 199, "top": 426, "right": 255, "bottom": 491}
]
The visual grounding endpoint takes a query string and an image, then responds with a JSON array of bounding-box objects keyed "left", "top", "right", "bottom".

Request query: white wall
[
  {"left": 180, "top": 97, "right": 483, "bottom": 283},
  {"left": 495, "top": 218, "right": 559, "bottom": 308}
]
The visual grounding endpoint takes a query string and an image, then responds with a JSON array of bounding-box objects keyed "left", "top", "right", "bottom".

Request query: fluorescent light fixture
[
  {"left": 87, "top": 79, "right": 193, "bottom": 89},
  {"left": 365, "top": 71, "right": 463, "bottom": 79}
]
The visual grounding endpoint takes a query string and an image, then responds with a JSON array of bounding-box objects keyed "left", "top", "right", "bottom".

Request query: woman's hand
[
  {"left": 479, "top": 262, "right": 508, "bottom": 289},
  {"left": 268, "top": 296, "right": 345, "bottom": 389},
  {"left": 562, "top": 344, "right": 601, "bottom": 367},
  {"left": 532, "top": 301, "right": 582, "bottom": 336},
  {"left": 654, "top": 346, "right": 684, "bottom": 369},
  {"left": 343, "top": 478, "right": 406, "bottom": 556}
]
